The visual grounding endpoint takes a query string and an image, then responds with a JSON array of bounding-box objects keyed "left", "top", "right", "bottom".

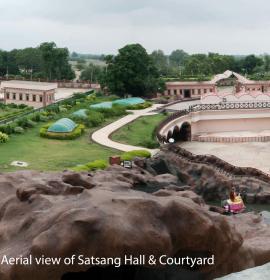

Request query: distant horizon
[{"left": 1, "top": 43, "right": 268, "bottom": 57}]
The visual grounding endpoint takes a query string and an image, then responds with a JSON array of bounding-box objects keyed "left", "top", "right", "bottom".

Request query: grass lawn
[
  {"left": 111, "top": 114, "right": 167, "bottom": 147},
  {"left": 0, "top": 120, "right": 120, "bottom": 173}
]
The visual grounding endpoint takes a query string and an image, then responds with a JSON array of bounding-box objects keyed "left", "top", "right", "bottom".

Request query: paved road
[{"left": 91, "top": 104, "right": 162, "bottom": 154}]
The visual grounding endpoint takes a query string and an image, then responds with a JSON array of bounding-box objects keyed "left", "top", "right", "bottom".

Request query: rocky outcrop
[
  {"left": 146, "top": 146, "right": 270, "bottom": 203},
  {"left": 0, "top": 155, "right": 269, "bottom": 279}
]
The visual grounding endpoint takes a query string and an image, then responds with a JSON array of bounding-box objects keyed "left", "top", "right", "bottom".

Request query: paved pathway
[{"left": 91, "top": 104, "right": 162, "bottom": 155}]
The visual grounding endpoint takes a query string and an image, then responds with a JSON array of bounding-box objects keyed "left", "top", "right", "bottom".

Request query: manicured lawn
[
  {"left": 111, "top": 114, "right": 167, "bottom": 147},
  {"left": 0, "top": 121, "right": 120, "bottom": 172}
]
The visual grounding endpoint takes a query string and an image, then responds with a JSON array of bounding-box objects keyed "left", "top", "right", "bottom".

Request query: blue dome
[
  {"left": 48, "top": 118, "right": 77, "bottom": 133},
  {"left": 90, "top": 102, "right": 113, "bottom": 109},
  {"left": 71, "top": 109, "right": 88, "bottom": 118},
  {"left": 113, "top": 97, "right": 145, "bottom": 106}
]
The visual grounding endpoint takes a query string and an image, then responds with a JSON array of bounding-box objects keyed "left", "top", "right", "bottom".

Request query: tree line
[
  {"left": 2, "top": 41, "right": 270, "bottom": 98},
  {"left": 79, "top": 44, "right": 270, "bottom": 97},
  {"left": 0, "top": 42, "right": 75, "bottom": 80},
  {"left": 150, "top": 50, "right": 268, "bottom": 78}
]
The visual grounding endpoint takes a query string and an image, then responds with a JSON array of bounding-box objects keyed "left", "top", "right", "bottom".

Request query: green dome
[
  {"left": 113, "top": 97, "right": 145, "bottom": 106},
  {"left": 90, "top": 101, "right": 113, "bottom": 109},
  {"left": 48, "top": 118, "right": 77, "bottom": 133},
  {"left": 71, "top": 109, "right": 88, "bottom": 118}
]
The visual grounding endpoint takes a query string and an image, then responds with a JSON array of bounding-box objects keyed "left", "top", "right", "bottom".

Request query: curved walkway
[{"left": 91, "top": 104, "right": 162, "bottom": 155}]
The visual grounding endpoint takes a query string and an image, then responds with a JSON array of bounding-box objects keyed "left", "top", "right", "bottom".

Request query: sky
[{"left": 1, "top": 0, "right": 270, "bottom": 55}]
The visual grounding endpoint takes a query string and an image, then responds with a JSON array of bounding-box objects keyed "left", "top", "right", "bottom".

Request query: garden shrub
[
  {"left": 14, "top": 126, "right": 24, "bottom": 134},
  {"left": 120, "top": 150, "right": 151, "bottom": 161},
  {"left": 0, "top": 124, "right": 14, "bottom": 134},
  {"left": 26, "top": 119, "right": 36, "bottom": 128},
  {"left": 59, "top": 106, "right": 68, "bottom": 113},
  {"left": 138, "top": 139, "right": 159, "bottom": 149},
  {"left": 16, "top": 117, "right": 28, "bottom": 128},
  {"left": 126, "top": 101, "right": 152, "bottom": 110},
  {"left": 86, "top": 93, "right": 96, "bottom": 101},
  {"left": 30, "top": 113, "right": 41, "bottom": 122},
  {"left": 72, "top": 159, "right": 108, "bottom": 172},
  {"left": 0, "top": 132, "right": 9, "bottom": 143},
  {"left": 93, "top": 106, "right": 126, "bottom": 118},
  {"left": 87, "top": 111, "right": 105, "bottom": 127},
  {"left": 40, "top": 124, "right": 85, "bottom": 140},
  {"left": 17, "top": 118, "right": 36, "bottom": 128}
]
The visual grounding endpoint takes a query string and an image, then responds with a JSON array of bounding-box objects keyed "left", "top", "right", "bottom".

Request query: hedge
[
  {"left": 126, "top": 101, "right": 152, "bottom": 110},
  {"left": 120, "top": 150, "right": 151, "bottom": 161},
  {"left": 40, "top": 123, "right": 85, "bottom": 140},
  {"left": 72, "top": 159, "right": 108, "bottom": 172}
]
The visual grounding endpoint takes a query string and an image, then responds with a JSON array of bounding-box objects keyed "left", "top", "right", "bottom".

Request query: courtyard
[{"left": 181, "top": 141, "right": 270, "bottom": 174}]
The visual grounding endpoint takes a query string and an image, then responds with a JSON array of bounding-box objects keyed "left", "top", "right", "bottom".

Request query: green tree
[
  {"left": 39, "top": 42, "right": 75, "bottom": 80},
  {"left": 242, "top": 55, "right": 263, "bottom": 74},
  {"left": 80, "top": 63, "right": 104, "bottom": 82},
  {"left": 169, "top": 49, "right": 188, "bottom": 67},
  {"left": 15, "top": 47, "right": 42, "bottom": 78},
  {"left": 104, "top": 44, "right": 160, "bottom": 97},
  {"left": 150, "top": 50, "right": 168, "bottom": 75},
  {"left": 0, "top": 50, "right": 19, "bottom": 76}
]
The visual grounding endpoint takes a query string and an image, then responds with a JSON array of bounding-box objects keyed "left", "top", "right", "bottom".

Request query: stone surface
[
  {"left": 0, "top": 153, "right": 269, "bottom": 279},
  {"left": 215, "top": 262, "right": 270, "bottom": 280},
  {"left": 147, "top": 147, "right": 270, "bottom": 203}
]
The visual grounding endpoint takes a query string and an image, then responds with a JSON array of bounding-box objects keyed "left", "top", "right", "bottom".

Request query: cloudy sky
[{"left": 1, "top": 0, "right": 270, "bottom": 55}]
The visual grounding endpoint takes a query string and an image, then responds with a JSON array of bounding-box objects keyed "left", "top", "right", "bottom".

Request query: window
[
  {"left": 33, "top": 95, "right": 36, "bottom": 102},
  {"left": 168, "top": 89, "right": 171, "bottom": 95},
  {"left": 174, "top": 89, "right": 177, "bottom": 95},
  {"left": 40, "top": 96, "right": 43, "bottom": 102},
  {"left": 204, "top": 89, "right": 207, "bottom": 93},
  {"left": 192, "top": 89, "right": 195, "bottom": 94},
  {"left": 198, "top": 89, "right": 201, "bottom": 94},
  {"left": 19, "top": 94, "right": 23, "bottom": 101},
  {"left": 13, "top": 93, "right": 16, "bottom": 100},
  {"left": 6, "top": 93, "right": 9, "bottom": 99},
  {"left": 180, "top": 89, "right": 183, "bottom": 94},
  {"left": 210, "top": 88, "right": 213, "bottom": 92},
  {"left": 26, "top": 94, "right": 29, "bottom": 101}
]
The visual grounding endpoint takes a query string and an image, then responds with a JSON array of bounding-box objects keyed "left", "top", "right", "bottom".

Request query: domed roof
[
  {"left": 48, "top": 118, "right": 77, "bottom": 133},
  {"left": 90, "top": 101, "right": 113, "bottom": 109},
  {"left": 113, "top": 97, "right": 145, "bottom": 106},
  {"left": 71, "top": 109, "right": 88, "bottom": 118}
]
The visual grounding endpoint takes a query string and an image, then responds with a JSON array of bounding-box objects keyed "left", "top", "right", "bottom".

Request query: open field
[
  {"left": 0, "top": 120, "right": 120, "bottom": 172},
  {"left": 111, "top": 114, "right": 167, "bottom": 147}
]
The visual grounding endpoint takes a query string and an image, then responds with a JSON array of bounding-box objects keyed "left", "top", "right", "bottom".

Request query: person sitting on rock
[{"left": 229, "top": 187, "right": 237, "bottom": 202}]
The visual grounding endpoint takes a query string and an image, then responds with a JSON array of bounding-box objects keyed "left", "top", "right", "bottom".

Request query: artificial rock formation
[{"left": 0, "top": 152, "right": 269, "bottom": 279}]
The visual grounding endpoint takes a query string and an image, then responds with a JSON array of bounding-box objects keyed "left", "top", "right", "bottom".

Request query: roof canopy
[
  {"left": 1, "top": 80, "right": 57, "bottom": 91},
  {"left": 71, "top": 109, "right": 88, "bottom": 118},
  {"left": 113, "top": 97, "right": 145, "bottom": 106},
  {"left": 48, "top": 118, "right": 77, "bottom": 133}
]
